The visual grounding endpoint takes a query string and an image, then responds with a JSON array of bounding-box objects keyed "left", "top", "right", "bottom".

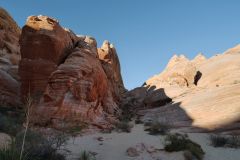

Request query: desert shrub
[
  {"left": 15, "top": 130, "right": 67, "bottom": 160},
  {"left": 0, "top": 106, "right": 24, "bottom": 136},
  {"left": 209, "top": 135, "right": 240, "bottom": 148},
  {"left": 233, "top": 80, "right": 240, "bottom": 84},
  {"left": 67, "top": 122, "right": 88, "bottom": 136},
  {"left": 135, "top": 117, "right": 143, "bottom": 124},
  {"left": 119, "top": 104, "right": 134, "bottom": 122},
  {"left": 0, "top": 112, "right": 22, "bottom": 136},
  {"left": 144, "top": 120, "right": 170, "bottom": 135},
  {"left": 115, "top": 121, "right": 133, "bottom": 133},
  {"left": 209, "top": 135, "right": 228, "bottom": 147},
  {"left": 164, "top": 133, "right": 204, "bottom": 160},
  {"left": 0, "top": 140, "right": 31, "bottom": 160},
  {"left": 228, "top": 136, "right": 240, "bottom": 148},
  {"left": 78, "top": 150, "right": 96, "bottom": 160}
]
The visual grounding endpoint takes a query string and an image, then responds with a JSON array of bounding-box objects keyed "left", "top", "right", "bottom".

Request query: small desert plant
[
  {"left": 233, "top": 80, "right": 240, "bottom": 84},
  {"left": 78, "top": 150, "right": 96, "bottom": 160},
  {"left": 209, "top": 134, "right": 240, "bottom": 148},
  {"left": 227, "top": 135, "right": 240, "bottom": 148},
  {"left": 164, "top": 133, "right": 205, "bottom": 160},
  {"left": 115, "top": 121, "right": 133, "bottom": 133},
  {"left": 0, "top": 106, "right": 24, "bottom": 137},
  {"left": 0, "top": 141, "right": 30, "bottom": 160},
  {"left": 135, "top": 117, "right": 143, "bottom": 124},
  {"left": 119, "top": 101, "right": 136, "bottom": 122},
  {"left": 0, "top": 113, "right": 22, "bottom": 136},
  {"left": 209, "top": 135, "right": 228, "bottom": 147},
  {"left": 144, "top": 120, "right": 171, "bottom": 135},
  {"left": 15, "top": 129, "right": 67, "bottom": 160}
]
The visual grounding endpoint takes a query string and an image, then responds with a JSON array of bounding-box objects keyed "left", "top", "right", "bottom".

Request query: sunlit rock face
[
  {"left": 0, "top": 8, "right": 21, "bottom": 107},
  {"left": 19, "top": 15, "right": 125, "bottom": 128},
  {"left": 125, "top": 47, "right": 240, "bottom": 133},
  {"left": 97, "top": 41, "right": 126, "bottom": 103}
]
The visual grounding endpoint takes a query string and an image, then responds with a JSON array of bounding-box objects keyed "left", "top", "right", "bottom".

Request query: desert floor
[{"left": 65, "top": 124, "right": 240, "bottom": 160}]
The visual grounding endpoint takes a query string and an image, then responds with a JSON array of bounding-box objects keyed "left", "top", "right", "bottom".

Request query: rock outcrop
[
  {"left": 129, "top": 48, "right": 240, "bottom": 133},
  {"left": 0, "top": 8, "right": 21, "bottom": 107},
  {"left": 0, "top": 7, "right": 21, "bottom": 64},
  {"left": 98, "top": 41, "right": 126, "bottom": 103},
  {"left": 19, "top": 15, "right": 75, "bottom": 99},
  {"left": 19, "top": 15, "right": 125, "bottom": 128},
  {"left": 146, "top": 54, "right": 198, "bottom": 88}
]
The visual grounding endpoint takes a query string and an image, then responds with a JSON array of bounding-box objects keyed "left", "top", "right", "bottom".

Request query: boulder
[{"left": 0, "top": 132, "right": 11, "bottom": 149}]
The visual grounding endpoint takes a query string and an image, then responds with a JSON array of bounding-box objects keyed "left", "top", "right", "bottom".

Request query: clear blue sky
[{"left": 1, "top": 0, "right": 240, "bottom": 89}]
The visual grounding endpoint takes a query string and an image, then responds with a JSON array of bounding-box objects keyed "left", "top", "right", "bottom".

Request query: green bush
[
  {"left": 115, "top": 121, "right": 133, "bottom": 133},
  {"left": 210, "top": 135, "right": 240, "bottom": 148},
  {"left": 134, "top": 117, "right": 143, "bottom": 124},
  {"left": 164, "top": 133, "right": 205, "bottom": 160},
  {"left": 78, "top": 150, "right": 96, "bottom": 160},
  {"left": 144, "top": 120, "right": 170, "bottom": 135},
  {"left": 0, "top": 113, "right": 22, "bottom": 136},
  {"left": 0, "top": 142, "right": 21, "bottom": 160}
]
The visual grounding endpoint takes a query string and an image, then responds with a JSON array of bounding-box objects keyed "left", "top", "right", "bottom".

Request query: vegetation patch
[
  {"left": 144, "top": 120, "right": 171, "bottom": 135},
  {"left": 209, "top": 134, "right": 240, "bottom": 148},
  {"left": 115, "top": 121, "right": 133, "bottom": 133},
  {"left": 164, "top": 133, "right": 205, "bottom": 160},
  {"left": 0, "top": 107, "right": 24, "bottom": 136},
  {"left": 78, "top": 150, "right": 96, "bottom": 160}
]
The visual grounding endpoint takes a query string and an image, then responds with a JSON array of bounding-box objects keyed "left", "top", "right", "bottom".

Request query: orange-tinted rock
[
  {"left": 18, "top": 15, "right": 125, "bottom": 128},
  {"left": 98, "top": 41, "right": 126, "bottom": 102},
  {"left": 19, "top": 15, "right": 75, "bottom": 98},
  {"left": 33, "top": 42, "right": 118, "bottom": 127}
]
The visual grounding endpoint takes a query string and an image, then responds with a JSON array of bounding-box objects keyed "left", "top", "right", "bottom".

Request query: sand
[{"left": 65, "top": 124, "right": 240, "bottom": 160}]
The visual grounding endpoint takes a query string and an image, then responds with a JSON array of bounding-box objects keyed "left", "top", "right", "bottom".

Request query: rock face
[
  {"left": 19, "top": 15, "right": 125, "bottom": 128},
  {"left": 0, "top": 7, "right": 21, "bottom": 64},
  {"left": 0, "top": 8, "right": 21, "bottom": 107},
  {"left": 129, "top": 48, "right": 240, "bottom": 133},
  {"left": 98, "top": 41, "right": 126, "bottom": 102},
  {"left": 146, "top": 54, "right": 198, "bottom": 88},
  {"left": 0, "top": 70, "right": 20, "bottom": 106},
  {"left": 19, "top": 15, "right": 75, "bottom": 99}
]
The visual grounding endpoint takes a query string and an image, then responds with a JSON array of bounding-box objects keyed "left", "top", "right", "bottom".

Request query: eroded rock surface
[
  {"left": 0, "top": 8, "right": 21, "bottom": 106},
  {"left": 19, "top": 15, "right": 124, "bottom": 128},
  {"left": 128, "top": 49, "right": 240, "bottom": 133},
  {"left": 98, "top": 41, "right": 126, "bottom": 103},
  {"left": 19, "top": 15, "right": 75, "bottom": 99}
]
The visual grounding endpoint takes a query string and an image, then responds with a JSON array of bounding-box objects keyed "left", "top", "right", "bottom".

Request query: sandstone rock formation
[
  {"left": 0, "top": 8, "right": 21, "bottom": 107},
  {"left": 0, "top": 7, "right": 21, "bottom": 64},
  {"left": 129, "top": 49, "right": 240, "bottom": 133},
  {"left": 98, "top": 41, "right": 126, "bottom": 103},
  {"left": 19, "top": 15, "right": 75, "bottom": 99},
  {"left": 19, "top": 15, "right": 125, "bottom": 128},
  {"left": 146, "top": 54, "right": 198, "bottom": 88}
]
